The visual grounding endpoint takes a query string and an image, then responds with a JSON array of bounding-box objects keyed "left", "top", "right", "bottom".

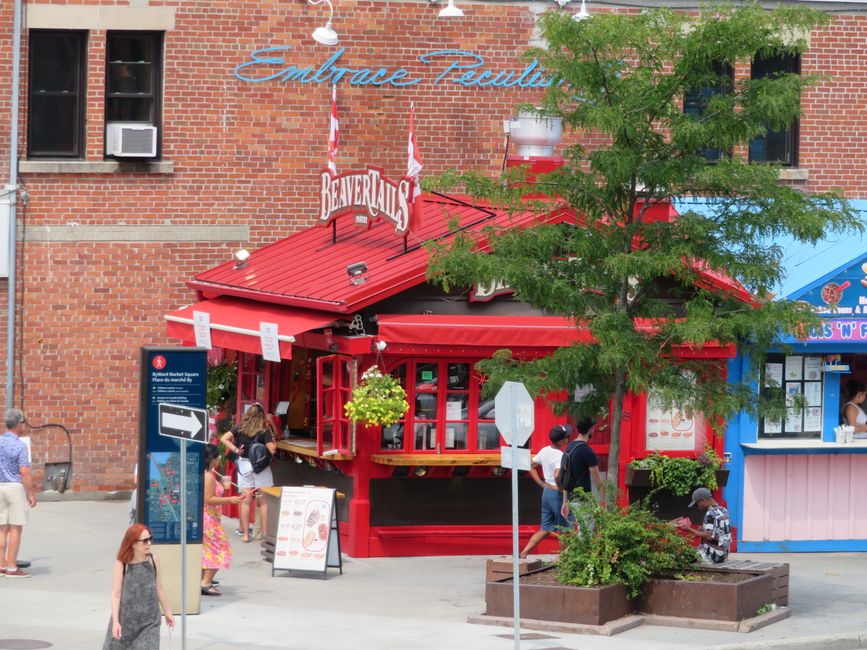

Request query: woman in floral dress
[{"left": 201, "top": 444, "right": 242, "bottom": 595}]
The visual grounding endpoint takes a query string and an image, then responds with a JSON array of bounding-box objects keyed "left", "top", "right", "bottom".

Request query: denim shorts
[{"left": 540, "top": 487, "right": 571, "bottom": 532}]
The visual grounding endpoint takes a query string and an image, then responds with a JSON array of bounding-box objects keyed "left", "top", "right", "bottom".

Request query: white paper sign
[
  {"left": 446, "top": 400, "right": 463, "bottom": 421},
  {"left": 785, "top": 408, "right": 803, "bottom": 433},
  {"left": 804, "top": 382, "right": 822, "bottom": 407},
  {"left": 645, "top": 395, "right": 704, "bottom": 451},
  {"left": 193, "top": 311, "right": 212, "bottom": 349},
  {"left": 260, "top": 322, "right": 281, "bottom": 362},
  {"left": 273, "top": 486, "right": 335, "bottom": 573},
  {"left": 804, "top": 407, "right": 822, "bottom": 431},
  {"left": 765, "top": 363, "right": 783, "bottom": 388},
  {"left": 804, "top": 357, "right": 822, "bottom": 381},
  {"left": 445, "top": 426, "right": 455, "bottom": 449},
  {"left": 500, "top": 445, "right": 531, "bottom": 471},
  {"left": 763, "top": 417, "right": 782, "bottom": 434},
  {"left": 785, "top": 356, "right": 803, "bottom": 381}
]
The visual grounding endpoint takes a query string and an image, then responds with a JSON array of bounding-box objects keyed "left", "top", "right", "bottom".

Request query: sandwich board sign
[{"left": 272, "top": 486, "right": 343, "bottom": 579}]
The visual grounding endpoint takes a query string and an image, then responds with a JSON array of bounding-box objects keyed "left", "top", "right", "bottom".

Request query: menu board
[
  {"left": 761, "top": 354, "right": 824, "bottom": 439},
  {"left": 645, "top": 396, "right": 706, "bottom": 451},
  {"left": 273, "top": 486, "right": 337, "bottom": 575}
]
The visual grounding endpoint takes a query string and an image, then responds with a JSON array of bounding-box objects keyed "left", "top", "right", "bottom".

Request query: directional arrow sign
[{"left": 158, "top": 403, "right": 208, "bottom": 444}]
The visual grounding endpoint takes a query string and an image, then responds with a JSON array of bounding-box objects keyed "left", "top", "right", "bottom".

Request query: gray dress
[{"left": 103, "top": 556, "right": 161, "bottom": 649}]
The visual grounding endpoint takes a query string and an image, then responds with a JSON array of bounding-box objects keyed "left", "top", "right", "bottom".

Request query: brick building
[{"left": 0, "top": 0, "right": 866, "bottom": 496}]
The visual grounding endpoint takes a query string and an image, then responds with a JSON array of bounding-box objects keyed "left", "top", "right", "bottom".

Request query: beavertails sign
[{"left": 318, "top": 166, "right": 415, "bottom": 236}]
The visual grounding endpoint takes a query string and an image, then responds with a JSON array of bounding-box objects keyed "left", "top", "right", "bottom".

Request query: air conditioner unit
[{"left": 105, "top": 123, "right": 158, "bottom": 158}]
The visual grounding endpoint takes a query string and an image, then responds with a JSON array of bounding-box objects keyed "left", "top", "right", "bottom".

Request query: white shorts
[
  {"left": 236, "top": 457, "right": 274, "bottom": 490},
  {"left": 0, "top": 482, "right": 29, "bottom": 526}
]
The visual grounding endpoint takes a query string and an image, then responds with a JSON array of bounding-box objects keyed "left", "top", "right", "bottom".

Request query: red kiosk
[{"left": 166, "top": 163, "right": 738, "bottom": 557}]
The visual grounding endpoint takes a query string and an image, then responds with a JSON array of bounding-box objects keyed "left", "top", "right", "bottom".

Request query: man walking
[
  {"left": 519, "top": 424, "right": 572, "bottom": 559},
  {"left": 560, "top": 416, "right": 605, "bottom": 520},
  {"left": 677, "top": 487, "right": 731, "bottom": 564},
  {"left": 0, "top": 408, "right": 36, "bottom": 578}
]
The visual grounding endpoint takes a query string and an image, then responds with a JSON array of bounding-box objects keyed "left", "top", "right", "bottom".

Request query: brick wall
[{"left": 2, "top": 1, "right": 866, "bottom": 490}]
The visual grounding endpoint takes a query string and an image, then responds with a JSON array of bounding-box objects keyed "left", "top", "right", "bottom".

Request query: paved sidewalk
[{"left": 1, "top": 501, "right": 866, "bottom": 649}]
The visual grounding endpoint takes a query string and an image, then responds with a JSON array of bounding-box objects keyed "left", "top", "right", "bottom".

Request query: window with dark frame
[
  {"left": 759, "top": 353, "right": 823, "bottom": 439},
  {"left": 105, "top": 32, "right": 162, "bottom": 126},
  {"left": 749, "top": 53, "right": 800, "bottom": 166},
  {"left": 682, "top": 62, "right": 733, "bottom": 163},
  {"left": 27, "top": 31, "right": 87, "bottom": 158}
]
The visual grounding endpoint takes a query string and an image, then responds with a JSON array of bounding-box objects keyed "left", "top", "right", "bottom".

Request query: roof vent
[{"left": 507, "top": 111, "right": 563, "bottom": 157}]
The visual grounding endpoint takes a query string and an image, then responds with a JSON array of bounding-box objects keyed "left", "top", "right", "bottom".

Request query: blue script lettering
[{"left": 234, "top": 46, "right": 558, "bottom": 89}]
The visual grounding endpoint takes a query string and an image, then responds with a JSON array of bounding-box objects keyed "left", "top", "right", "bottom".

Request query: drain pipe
[{"left": 6, "top": 0, "right": 22, "bottom": 409}]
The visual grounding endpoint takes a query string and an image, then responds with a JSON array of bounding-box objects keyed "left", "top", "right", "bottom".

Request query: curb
[
  {"left": 37, "top": 489, "right": 132, "bottom": 503},
  {"left": 708, "top": 632, "right": 867, "bottom": 650}
]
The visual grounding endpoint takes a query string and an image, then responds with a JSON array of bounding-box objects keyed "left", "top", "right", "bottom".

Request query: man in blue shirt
[{"left": 0, "top": 409, "right": 36, "bottom": 578}]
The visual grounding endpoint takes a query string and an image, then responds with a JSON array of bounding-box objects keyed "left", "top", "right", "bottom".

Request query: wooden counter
[
  {"left": 275, "top": 438, "right": 353, "bottom": 461},
  {"left": 370, "top": 453, "right": 501, "bottom": 466}
]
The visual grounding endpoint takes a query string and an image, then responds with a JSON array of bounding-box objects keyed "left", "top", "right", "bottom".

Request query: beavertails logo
[{"left": 318, "top": 166, "right": 415, "bottom": 236}]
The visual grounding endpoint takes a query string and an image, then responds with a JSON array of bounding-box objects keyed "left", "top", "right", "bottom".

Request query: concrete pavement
[{"left": 2, "top": 500, "right": 867, "bottom": 650}]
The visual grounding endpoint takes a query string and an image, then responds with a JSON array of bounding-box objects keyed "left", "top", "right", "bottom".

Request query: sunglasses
[{"left": 137, "top": 537, "right": 153, "bottom": 544}]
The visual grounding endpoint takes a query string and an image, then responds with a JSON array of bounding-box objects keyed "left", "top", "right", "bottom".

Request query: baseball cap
[
  {"left": 688, "top": 487, "right": 713, "bottom": 507},
  {"left": 549, "top": 424, "right": 573, "bottom": 443}
]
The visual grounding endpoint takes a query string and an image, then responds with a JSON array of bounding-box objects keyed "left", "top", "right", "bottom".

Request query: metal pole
[
  {"left": 511, "top": 438, "right": 520, "bottom": 650},
  {"left": 179, "top": 438, "right": 187, "bottom": 650},
  {"left": 6, "top": 0, "right": 23, "bottom": 409}
]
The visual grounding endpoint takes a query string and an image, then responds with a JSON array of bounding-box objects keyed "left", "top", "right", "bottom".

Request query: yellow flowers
[{"left": 344, "top": 366, "right": 409, "bottom": 427}]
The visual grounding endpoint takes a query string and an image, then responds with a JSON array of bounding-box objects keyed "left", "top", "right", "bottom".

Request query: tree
[{"left": 425, "top": 3, "right": 860, "bottom": 498}]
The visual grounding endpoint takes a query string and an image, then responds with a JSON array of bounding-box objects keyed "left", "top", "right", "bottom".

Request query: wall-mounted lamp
[
  {"left": 375, "top": 340, "right": 387, "bottom": 352},
  {"left": 233, "top": 248, "right": 250, "bottom": 269},
  {"left": 347, "top": 261, "right": 368, "bottom": 285},
  {"left": 412, "top": 466, "right": 429, "bottom": 478},
  {"left": 308, "top": 0, "right": 339, "bottom": 45},
  {"left": 294, "top": 455, "right": 305, "bottom": 464},
  {"left": 573, "top": 0, "right": 590, "bottom": 20},
  {"left": 430, "top": 0, "right": 464, "bottom": 18}
]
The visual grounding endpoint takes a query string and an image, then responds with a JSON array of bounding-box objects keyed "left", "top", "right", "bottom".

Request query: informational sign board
[
  {"left": 137, "top": 347, "right": 206, "bottom": 544},
  {"left": 645, "top": 395, "right": 706, "bottom": 452},
  {"left": 272, "top": 486, "right": 342, "bottom": 578}
]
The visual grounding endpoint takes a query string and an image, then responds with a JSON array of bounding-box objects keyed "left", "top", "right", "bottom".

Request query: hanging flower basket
[{"left": 344, "top": 366, "right": 409, "bottom": 428}]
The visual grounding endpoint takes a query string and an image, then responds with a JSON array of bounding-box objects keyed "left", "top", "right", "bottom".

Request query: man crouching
[{"left": 676, "top": 487, "right": 731, "bottom": 564}]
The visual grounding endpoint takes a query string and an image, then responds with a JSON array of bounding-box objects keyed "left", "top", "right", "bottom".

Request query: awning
[
  {"left": 375, "top": 314, "right": 590, "bottom": 349},
  {"left": 165, "top": 296, "right": 336, "bottom": 359}
]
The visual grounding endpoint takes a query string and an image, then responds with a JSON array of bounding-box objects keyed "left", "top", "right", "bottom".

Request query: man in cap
[
  {"left": 677, "top": 487, "right": 731, "bottom": 564},
  {"left": 519, "top": 424, "right": 572, "bottom": 559}
]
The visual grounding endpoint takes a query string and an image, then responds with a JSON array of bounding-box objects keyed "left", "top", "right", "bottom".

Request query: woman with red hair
[{"left": 103, "top": 524, "right": 174, "bottom": 649}]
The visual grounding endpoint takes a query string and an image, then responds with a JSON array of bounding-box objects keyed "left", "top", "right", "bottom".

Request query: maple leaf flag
[
  {"left": 406, "top": 102, "right": 423, "bottom": 202},
  {"left": 327, "top": 84, "right": 338, "bottom": 175}
]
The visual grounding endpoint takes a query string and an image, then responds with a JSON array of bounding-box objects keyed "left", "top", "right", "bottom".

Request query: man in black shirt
[{"left": 560, "top": 416, "right": 605, "bottom": 520}]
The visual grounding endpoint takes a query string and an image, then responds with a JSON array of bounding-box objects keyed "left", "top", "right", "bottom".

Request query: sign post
[
  {"left": 494, "top": 381, "right": 535, "bottom": 650},
  {"left": 158, "top": 402, "right": 208, "bottom": 650}
]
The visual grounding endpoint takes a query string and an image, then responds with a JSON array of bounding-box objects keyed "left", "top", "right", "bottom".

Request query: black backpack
[
  {"left": 556, "top": 441, "right": 586, "bottom": 494},
  {"left": 248, "top": 442, "right": 273, "bottom": 474}
]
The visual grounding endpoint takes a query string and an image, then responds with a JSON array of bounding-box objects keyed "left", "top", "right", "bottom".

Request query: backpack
[
  {"left": 556, "top": 441, "right": 586, "bottom": 494},
  {"left": 248, "top": 442, "right": 273, "bottom": 474}
]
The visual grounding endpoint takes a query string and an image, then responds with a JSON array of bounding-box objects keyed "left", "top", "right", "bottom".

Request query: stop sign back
[{"left": 494, "top": 381, "right": 535, "bottom": 446}]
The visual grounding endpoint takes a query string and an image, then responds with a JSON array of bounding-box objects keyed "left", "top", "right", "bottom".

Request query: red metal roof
[
  {"left": 188, "top": 194, "right": 556, "bottom": 314},
  {"left": 187, "top": 194, "right": 750, "bottom": 314}
]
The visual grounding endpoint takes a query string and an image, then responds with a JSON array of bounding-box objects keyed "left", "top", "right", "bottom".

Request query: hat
[
  {"left": 549, "top": 424, "right": 573, "bottom": 443},
  {"left": 688, "top": 487, "right": 713, "bottom": 507}
]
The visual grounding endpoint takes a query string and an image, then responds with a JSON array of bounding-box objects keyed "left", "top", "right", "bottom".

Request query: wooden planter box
[
  {"left": 485, "top": 567, "right": 633, "bottom": 626},
  {"left": 637, "top": 570, "right": 773, "bottom": 621},
  {"left": 625, "top": 466, "right": 730, "bottom": 488}
]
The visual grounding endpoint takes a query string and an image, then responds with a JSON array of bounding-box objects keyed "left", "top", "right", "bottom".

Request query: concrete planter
[
  {"left": 485, "top": 567, "right": 633, "bottom": 626},
  {"left": 638, "top": 570, "right": 773, "bottom": 621}
]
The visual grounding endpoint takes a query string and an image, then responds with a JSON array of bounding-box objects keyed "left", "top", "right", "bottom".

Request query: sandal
[{"left": 201, "top": 584, "right": 221, "bottom": 596}]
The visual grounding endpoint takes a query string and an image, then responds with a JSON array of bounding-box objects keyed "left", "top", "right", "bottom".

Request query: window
[
  {"left": 380, "top": 360, "right": 500, "bottom": 452},
  {"left": 316, "top": 355, "right": 352, "bottom": 455},
  {"left": 27, "top": 31, "right": 87, "bottom": 158},
  {"left": 760, "top": 354, "right": 823, "bottom": 439},
  {"left": 749, "top": 53, "right": 799, "bottom": 166},
  {"left": 105, "top": 32, "right": 162, "bottom": 125},
  {"left": 683, "top": 63, "right": 733, "bottom": 162}
]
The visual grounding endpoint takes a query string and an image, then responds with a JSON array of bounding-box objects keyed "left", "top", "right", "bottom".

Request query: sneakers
[
  {"left": 234, "top": 527, "right": 253, "bottom": 537},
  {"left": 5, "top": 568, "right": 31, "bottom": 578}
]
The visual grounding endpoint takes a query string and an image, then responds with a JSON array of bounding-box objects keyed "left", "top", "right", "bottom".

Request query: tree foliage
[{"left": 425, "top": 3, "right": 861, "bottom": 494}]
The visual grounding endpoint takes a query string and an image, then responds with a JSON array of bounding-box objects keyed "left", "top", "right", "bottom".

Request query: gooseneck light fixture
[
  {"left": 308, "top": 0, "right": 339, "bottom": 45},
  {"left": 573, "top": 0, "right": 590, "bottom": 20},
  {"left": 429, "top": 0, "right": 464, "bottom": 18}
]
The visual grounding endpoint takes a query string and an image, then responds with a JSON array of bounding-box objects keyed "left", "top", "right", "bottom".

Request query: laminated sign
[{"left": 272, "top": 486, "right": 342, "bottom": 578}]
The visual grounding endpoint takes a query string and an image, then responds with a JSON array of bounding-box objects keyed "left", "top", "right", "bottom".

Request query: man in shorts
[
  {"left": 519, "top": 424, "right": 572, "bottom": 558},
  {"left": 0, "top": 409, "right": 36, "bottom": 578}
]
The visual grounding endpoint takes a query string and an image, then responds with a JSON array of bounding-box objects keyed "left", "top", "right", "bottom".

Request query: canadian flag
[
  {"left": 327, "top": 84, "right": 338, "bottom": 175},
  {"left": 406, "top": 102, "right": 423, "bottom": 203}
]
